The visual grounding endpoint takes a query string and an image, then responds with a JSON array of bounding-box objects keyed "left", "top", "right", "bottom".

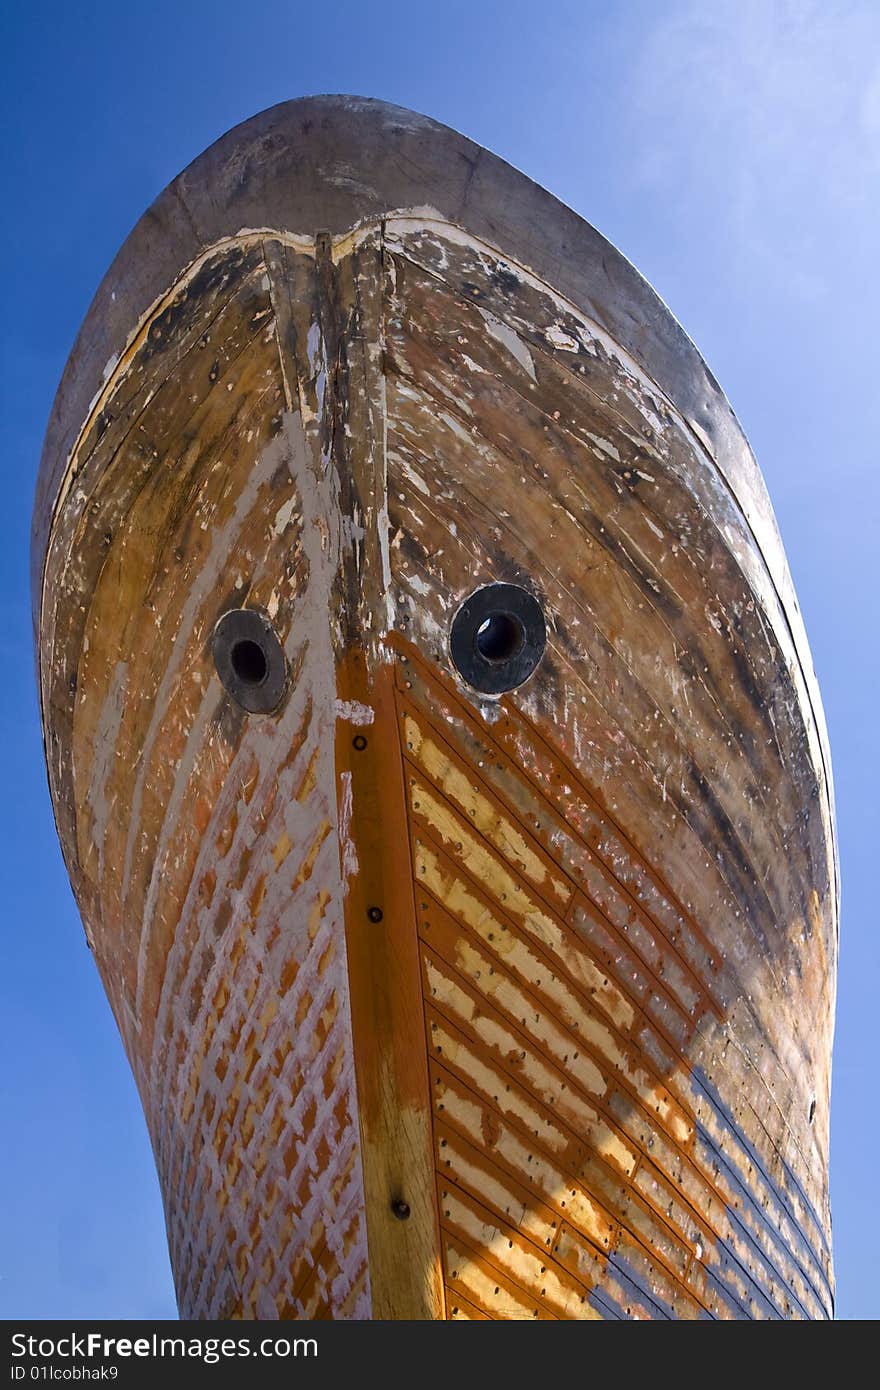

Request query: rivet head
[
  {"left": 352, "top": 734, "right": 367, "bottom": 751},
  {"left": 391, "top": 1198, "right": 411, "bottom": 1221},
  {"left": 367, "top": 906, "right": 383, "bottom": 923}
]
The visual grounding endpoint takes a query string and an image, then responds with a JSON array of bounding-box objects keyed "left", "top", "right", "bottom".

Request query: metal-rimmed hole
[
  {"left": 212, "top": 608, "right": 287, "bottom": 714},
  {"left": 476, "top": 612, "right": 525, "bottom": 663},
  {"left": 450, "top": 582, "right": 546, "bottom": 695},
  {"left": 230, "top": 638, "right": 268, "bottom": 687}
]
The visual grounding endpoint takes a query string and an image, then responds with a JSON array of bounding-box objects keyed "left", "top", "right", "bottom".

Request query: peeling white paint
[
  {"left": 400, "top": 459, "right": 430, "bottom": 496},
  {"left": 273, "top": 494, "right": 297, "bottom": 536},
  {"left": 545, "top": 325, "right": 580, "bottom": 352},
  {"left": 101, "top": 351, "right": 120, "bottom": 384},
  {"left": 479, "top": 307, "right": 536, "bottom": 381},
  {"left": 334, "top": 699, "right": 374, "bottom": 726},
  {"left": 460, "top": 354, "right": 487, "bottom": 375},
  {"left": 338, "top": 770, "right": 359, "bottom": 884}
]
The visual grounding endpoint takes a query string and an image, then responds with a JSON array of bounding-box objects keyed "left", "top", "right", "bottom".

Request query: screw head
[
  {"left": 367, "top": 906, "right": 383, "bottom": 923},
  {"left": 391, "top": 1199, "right": 411, "bottom": 1221}
]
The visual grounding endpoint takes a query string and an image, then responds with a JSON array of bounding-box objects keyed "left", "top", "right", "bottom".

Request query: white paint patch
[
  {"left": 342, "top": 512, "right": 365, "bottom": 547},
  {"left": 400, "top": 459, "right": 430, "bottom": 496},
  {"left": 546, "top": 324, "right": 580, "bottom": 352},
  {"left": 479, "top": 307, "right": 536, "bottom": 381},
  {"left": 586, "top": 431, "right": 622, "bottom": 463},
  {"left": 273, "top": 494, "right": 297, "bottom": 535},
  {"left": 437, "top": 410, "right": 474, "bottom": 446},
  {"left": 101, "top": 352, "right": 120, "bottom": 383},
  {"left": 377, "top": 499, "right": 395, "bottom": 631},
  {"left": 334, "top": 699, "right": 374, "bottom": 726},
  {"left": 461, "top": 354, "right": 487, "bottom": 375},
  {"left": 338, "top": 770, "right": 359, "bottom": 884},
  {"left": 306, "top": 320, "right": 323, "bottom": 376}
]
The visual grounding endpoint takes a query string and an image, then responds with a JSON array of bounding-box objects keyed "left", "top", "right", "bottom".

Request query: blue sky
[{"left": 1, "top": 0, "right": 877, "bottom": 1320}]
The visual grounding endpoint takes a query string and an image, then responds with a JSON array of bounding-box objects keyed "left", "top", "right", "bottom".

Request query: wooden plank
[
  {"left": 336, "top": 656, "right": 445, "bottom": 1318},
  {"left": 439, "top": 1182, "right": 598, "bottom": 1320}
]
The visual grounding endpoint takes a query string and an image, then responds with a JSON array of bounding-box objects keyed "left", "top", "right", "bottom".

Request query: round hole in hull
[
  {"left": 230, "top": 638, "right": 269, "bottom": 686},
  {"left": 212, "top": 608, "right": 287, "bottom": 714},
  {"left": 450, "top": 582, "right": 546, "bottom": 695},
  {"left": 475, "top": 612, "right": 525, "bottom": 663}
]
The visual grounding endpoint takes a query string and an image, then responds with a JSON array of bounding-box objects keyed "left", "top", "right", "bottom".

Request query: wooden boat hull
[{"left": 32, "top": 97, "right": 837, "bottom": 1319}]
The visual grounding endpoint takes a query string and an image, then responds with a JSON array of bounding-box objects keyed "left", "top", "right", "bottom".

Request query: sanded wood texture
[{"left": 33, "top": 98, "right": 836, "bottom": 1319}]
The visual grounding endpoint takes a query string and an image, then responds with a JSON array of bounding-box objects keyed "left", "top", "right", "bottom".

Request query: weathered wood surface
[{"left": 33, "top": 97, "right": 836, "bottom": 1319}]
